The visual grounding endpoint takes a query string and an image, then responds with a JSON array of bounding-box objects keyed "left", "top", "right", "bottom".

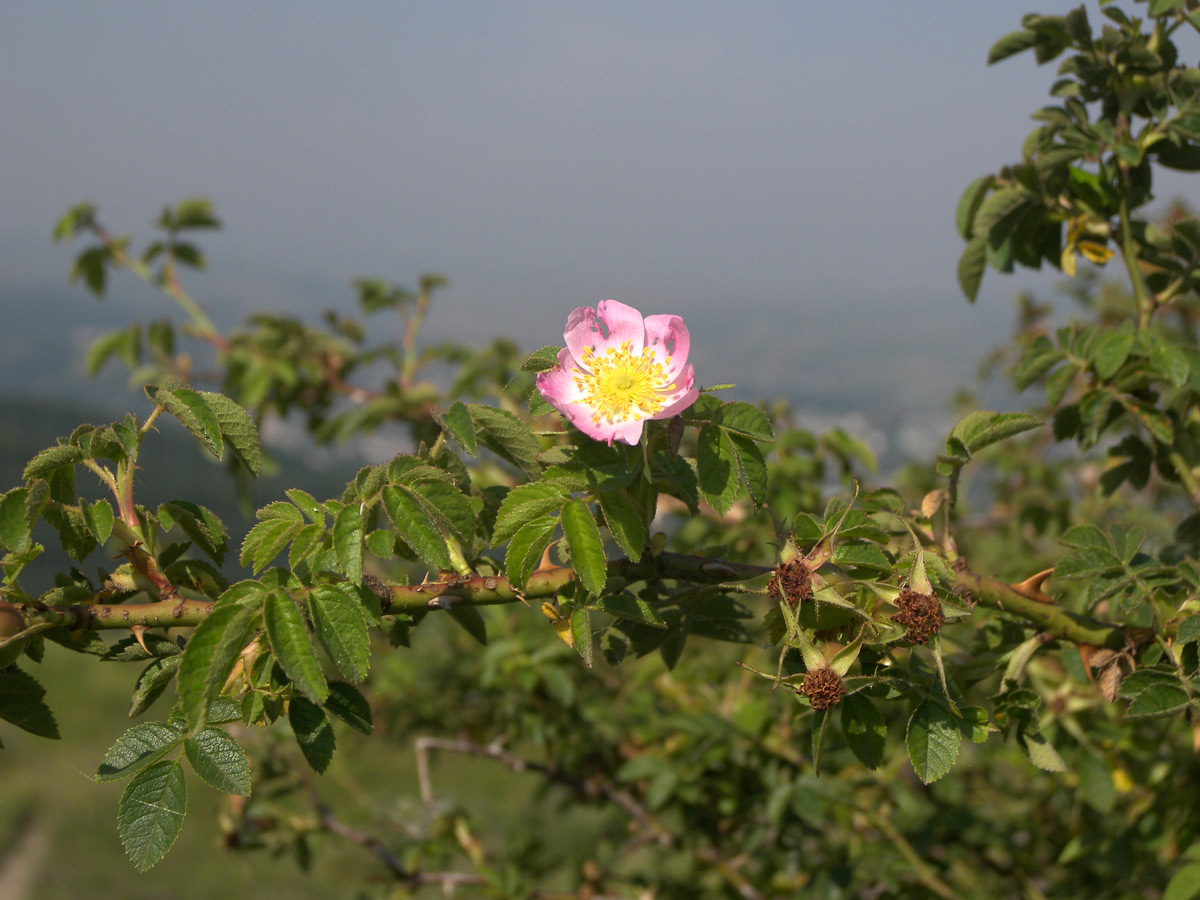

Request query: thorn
[
  {"left": 130, "top": 624, "right": 151, "bottom": 654},
  {"left": 534, "top": 544, "right": 556, "bottom": 573},
  {"left": 1009, "top": 568, "right": 1055, "bottom": 604}
]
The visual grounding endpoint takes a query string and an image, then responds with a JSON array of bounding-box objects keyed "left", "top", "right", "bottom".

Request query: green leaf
[
  {"left": 96, "top": 722, "right": 183, "bottom": 782},
  {"left": 728, "top": 432, "right": 769, "bottom": 510},
  {"left": 239, "top": 517, "right": 302, "bottom": 574},
  {"left": 1165, "top": 863, "right": 1200, "bottom": 900},
  {"left": 956, "top": 174, "right": 996, "bottom": 239},
  {"left": 129, "top": 656, "right": 182, "bottom": 718},
  {"left": 82, "top": 498, "right": 115, "bottom": 544},
  {"left": 492, "top": 483, "right": 571, "bottom": 544},
  {"left": 333, "top": 503, "right": 363, "bottom": 583},
  {"left": 561, "top": 500, "right": 607, "bottom": 596},
  {"left": 597, "top": 491, "right": 646, "bottom": 561},
  {"left": 309, "top": 584, "right": 370, "bottom": 683},
  {"left": 264, "top": 591, "right": 328, "bottom": 704},
  {"left": 177, "top": 598, "right": 260, "bottom": 733},
  {"left": 504, "top": 515, "right": 559, "bottom": 592},
  {"left": 1019, "top": 729, "right": 1067, "bottom": 772},
  {"left": 957, "top": 235, "right": 988, "bottom": 302},
  {"left": 448, "top": 605, "right": 489, "bottom": 645},
  {"left": 949, "top": 410, "right": 1042, "bottom": 454},
  {"left": 841, "top": 693, "right": 886, "bottom": 770},
  {"left": 118, "top": 759, "right": 187, "bottom": 872},
  {"left": 0, "top": 488, "right": 30, "bottom": 553},
  {"left": 288, "top": 696, "right": 335, "bottom": 773},
  {"left": 408, "top": 478, "right": 476, "bottom": 545},
  {"left": 324, "top": 681, "right": 373, "bottom": 735},
  {"left": 1150, "top": 337, "right": 1191, "bottom": 388},
  {"left": 381, "top": 485, "right": 452, "bottom": 572},
  {"left": 697, "top": 424, "right": 738, "bottom": 516},
  {"left": 1092, "top": 327, "right": 1135, "bottom": 379},
  {"left": 22, "top": 444, "right": 84, "bottom": 481},
  {"left": 1126, "top": 682, "right": 1191, "bottom": 718},
  {"left": 201, "top": 392, "right": 261, "bottom": 476},
  {"left": 468, "top": 404, "right": 542, "bottom": 476},
  {"left": 520, "top": 345, "right": 561, "bottom": 372},
  {"left": 155, "top": 386, "right": 223, "bottom": 458},
  {"left": 987, "top": 28, "right": 1039, "bottom": 64},
  {"left": 184, "top": 727, "right": 251, "bottom": 796},
  {"left": 569, "top": 607, "right": 594, "bottom": 667},
  {"left": 713, "top": 401, "right": 774, "bottom": 441},
  {"left": 159, "top": 500, "right": 227, "bottom": 565},
  {"left": 592, "top": 593, "right": 666, "bottom": 627},
  {"left": 0, "top": 666, "right": 60, "bottom": 739},
  {"left": 906, "top": 699, "right": 960, "bottom": 784},
  {"left": 443, "top": 401, "right": 477, "bottom": 455}
]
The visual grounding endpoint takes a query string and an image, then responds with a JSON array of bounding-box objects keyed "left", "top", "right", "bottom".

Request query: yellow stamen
[{"left": 574, "top": 340, "right": 672, "bottom": 426}]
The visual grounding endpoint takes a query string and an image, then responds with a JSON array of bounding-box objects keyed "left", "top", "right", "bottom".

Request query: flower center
[{"left": 575, "top": 341, "right": 671, "bottom": 425}]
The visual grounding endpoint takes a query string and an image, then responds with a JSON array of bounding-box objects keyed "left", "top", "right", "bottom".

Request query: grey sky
[{"left": 0, "top": 1, "right": 1160, "bottom": 443}]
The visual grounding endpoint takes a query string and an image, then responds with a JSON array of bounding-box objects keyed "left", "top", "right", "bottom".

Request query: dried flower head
[
  {"left": 800, "top": 666, "right": 846, "bottom": 711},
  {"left": 890, "top": 588, "right": 944, "bottom": 644},
  {"left": 768, "top": 557, "right": 813, "bottom": 607}
]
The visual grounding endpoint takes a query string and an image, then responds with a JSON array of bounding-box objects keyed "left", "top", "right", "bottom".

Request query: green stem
[
  {"left": 1116, "top": 183, "right": 1153, "bottom": 329},
  {"left": 954, "top": 564, "right": 1134, "bottom": 650}
]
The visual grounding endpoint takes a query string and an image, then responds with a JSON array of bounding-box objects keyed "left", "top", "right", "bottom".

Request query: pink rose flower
[{"left": 537, "top": 299, "right": 698, "bottom": 445}]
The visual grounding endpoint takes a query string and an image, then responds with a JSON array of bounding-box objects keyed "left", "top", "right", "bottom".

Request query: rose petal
[
  {"left": 535, "top": 348, "right": 586, "bottom": 413},
  {"left": 565, "top": 300, "right": 646, "bottom": 366},
  {"left": 642, "top": 314, "right": 691, "bottom": 381},
  {"left": 649, "top": 365, "right": 699, "bottom": 419}
]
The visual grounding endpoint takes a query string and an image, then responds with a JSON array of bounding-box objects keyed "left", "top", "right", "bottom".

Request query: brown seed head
[
  {"left": 890, "top": 588, "right": 944, "bottom": 644},
  {"left": 800, "top": 666, "right": 846, "bottom": 711},
  {"left": 768, "top": 558, "right": 813, "bottom": 607}
]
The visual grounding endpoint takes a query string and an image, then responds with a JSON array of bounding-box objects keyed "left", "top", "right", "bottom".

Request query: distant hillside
[{"left": 0, "top": 394, "right": 358, "bottom": 592}]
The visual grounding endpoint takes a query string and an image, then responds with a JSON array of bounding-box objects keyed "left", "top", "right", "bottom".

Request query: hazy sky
[{"left": 1, "top": 2, "right": 1169, "bottom": 437}]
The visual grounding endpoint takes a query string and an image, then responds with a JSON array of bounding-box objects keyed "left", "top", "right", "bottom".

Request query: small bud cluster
[
  {"left": 890, "top": 588, "right": 944, "bottom": 644},
  {"left": 768, "top": 558, "right": 813, "bottom": 607},
  {"left": 799, "top": 667, "right": 845, "bottom": 711}
]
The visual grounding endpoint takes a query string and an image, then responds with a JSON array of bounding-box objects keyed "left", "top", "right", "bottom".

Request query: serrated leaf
[
  {"left": 469, "top": 404, "right": 542, "bottom": 475},
  {"left": 561, "top": 499, "right": 606, "bottom": 596},
  {"left": 408, "top": 478, "right": 476, "bottom": 545},
  {"left": 728, "top": 432, "right": 768, "bottom": 510},
  {"left": 492, "top": 483, "right": 571, "bottom": 544},
  {"left": 443, "top": 401, "right": 476, "bottom": 455},
  {"left": 958, "top": 235, "right": 988, "bottom": 302},
  {"left": 129, "top": 656, "right": 183, "bottom": 718},
  {"left": 988, "top": 28, "right": 1039, "bottom": 64},
  {"left": 382, "top": 485, "right": 452, "bottom": 572},
  {"left": 96, "top": 722, "right": 183, "bottom": 782},
  {"left": 239, "top": 517, "right": 301, "bottom": 574},
  {"left": 22, "top": 444, "right": 84, "bottom": 480},
  {"left": 504, "top": 515, "right": 559, "bottom": 592},
  {"left": 448, "top": 605, "right": 489, "bottom": 645},
  {"left": 1126, "top": 682, "right": 1191, "bottom": 718},
  {"left": 324, "top": 681, "right": 373, "bottom": 735},
  {"left": 159, "top": 500, "right": 227, "bottom": 565},
  {"left": 592, "top": 593, "right": 666, "bottom": 627},
  {"left": 714, "top": 401, "right": 773, "bottom": 441},
  {"left": 570, "top": 607, "right": 593, "bottom": 666},
  {"left": 697, "top": 424, "right": 738, "bottom": 516},
  {"left": 906, "top": 698, "right": 960, "bottom": 784},
  {"left": 597, "top": 491, "right": 646, "bottom": 561},
  {"left": 0, "top": 488, "right": 31, "bottom": 553},
  {"left": 0, "top": 666, "right": 59, "bottom": 739},
  {"left": 264, "top": 591, "right": 328, "bottom": 704},
  {"left": 956, "top": 174, "right": 996, "bottom": 239},
  {"left": 183, "top": 727, "right": 251, "bottom": 796},
  {"left": 285, "top": 489, "right": 325, "bottom": 525},
  {"left": 82, "top": 498, "right": 115, "bottom": 544},
  {"left": 949, "top": 410, "right": 1042, "bottom": 454},
  {"left": 1019, "top": 729, "right": 1067, "bottom": 772},
  {"left": 177, "top": 599, "right": 260, "bottom": 733},
  {"left": 288, "top": 696, "right": 335, "bottom": 773},
  {"left": 1091, "top": 328, "right": 1135, "bottom": 380},
  {"left": 309, "top": 584, "right": 370, "bottom": 683},
  {"left": 520, "top": 345, "right": 561, "bottom": 372},
  {"left": 841, "top": 693, "right": 886, "bottom": 770},
  {"left": 118, "top": 759, "right": 187, "bottom": 872},
  {"left": 155, "top": 386, "right": 223, "bottom": 459},
  {"left": 333, "top": 504, "right": 363, "bottom": 584},
  {"left": 200, "top": 392, "right": 261, "bottom": 476}
]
